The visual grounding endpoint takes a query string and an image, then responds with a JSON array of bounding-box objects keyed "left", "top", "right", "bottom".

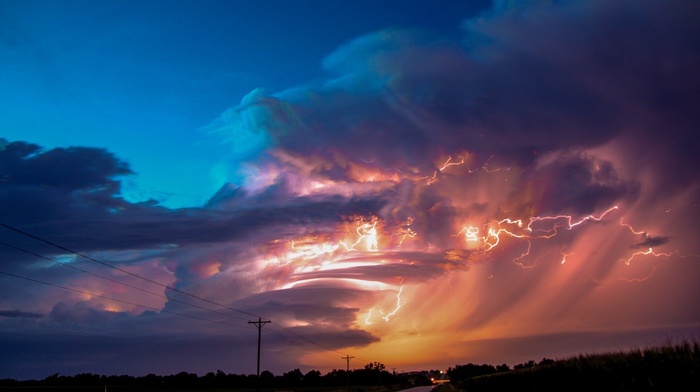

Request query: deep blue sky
[{"left": 1, "top": 0, "right": 490, "bottom": 207}]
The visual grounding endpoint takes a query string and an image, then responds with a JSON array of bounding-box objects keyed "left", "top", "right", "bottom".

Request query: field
[{"left": 447, "top": 341, "right": 700, "bottom": 391}]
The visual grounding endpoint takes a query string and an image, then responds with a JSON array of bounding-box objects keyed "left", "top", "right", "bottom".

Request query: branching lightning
[
  {"left": 381, "top": 286, "right": 404, "bottom": 322},
  {"left": 451, "top": 205, "right": 690, "bottom": 273},
  {"left": 341, "top": 219, "right": 380, "bottom": 252},
  {"left": 252, "top": 150, "right": 697, "bottom": 343}
]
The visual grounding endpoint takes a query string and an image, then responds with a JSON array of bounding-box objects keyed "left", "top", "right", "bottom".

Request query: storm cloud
[{"left": 1, "top": 0, "right": 699, "bottom": 380}]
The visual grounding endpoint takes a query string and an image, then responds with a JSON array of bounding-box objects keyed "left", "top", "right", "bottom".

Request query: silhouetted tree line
[
  {"left": 446, "top": 341, "right": 700, "bottom": 392},
  {"left": 445, "top": 356, "right": 555, "bottom": 381},
  {"left": 446, "top": 361, "right": 512, "bottom": 380},
  {"left": 0, "top": 361, "right": 433, "bottom": 390}
]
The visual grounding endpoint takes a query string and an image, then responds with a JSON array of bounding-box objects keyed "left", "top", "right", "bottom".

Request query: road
[{"left": 396, "top": 386, "right": 437, "bottom": 392}]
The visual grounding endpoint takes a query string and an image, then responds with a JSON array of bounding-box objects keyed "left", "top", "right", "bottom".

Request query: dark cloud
[
  {"left": 465, "top": 0, "right": 700, "bottom": 188},
  {"left": 0, "top": 140, "right": 132, "bottom": 189},
  {"left": 0, "top": 309, "right": 43, "bottom": 318},
  {"left": 0, "top": 139, "right": 390, "bottom": 256},
  {"left": 633, "top": 235, "right": 670, "bottom": 249},
  {"left": 524, "top": 152, "right": 640, "bottom": 215},
  {"left": 283, "top": 325, "right": 380, "bottom": 350},
  {"left": 0, "top": 140, "right": 136, "bottom": 225},
  {"left": 49, "top": 302, "right": 128, "bottom": 324},
  {"left": 245, "top": 287, "right": 372, "bottom": 320},
  {"left": 214, "top": 0, "right": 699, "bottom": 185},
  {"left": 260, "top": 300, "right": 359, "bottom": 326}
]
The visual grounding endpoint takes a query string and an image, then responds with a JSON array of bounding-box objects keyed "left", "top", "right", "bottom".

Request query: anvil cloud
[{"left": 1, "top": 0, "right": 699, "bottom": 380}]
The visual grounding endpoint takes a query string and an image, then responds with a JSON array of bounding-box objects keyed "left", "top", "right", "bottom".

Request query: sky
[{"left": 1, "top": 0, "right": 699, "bottom": 381}]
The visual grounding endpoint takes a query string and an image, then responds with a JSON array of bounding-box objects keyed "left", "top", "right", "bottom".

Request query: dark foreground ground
[
  {"left": 0, "top": 387, "right": 407, "bottom": 392},
  {"left": 0, "top": 384, "right": 419, "bottom": 392},
  {"left": 4, "top": 342, "right": 699, "bottom": 392},
  {"left": 444, "top": 341, "right": 700, "bottom": 391}
]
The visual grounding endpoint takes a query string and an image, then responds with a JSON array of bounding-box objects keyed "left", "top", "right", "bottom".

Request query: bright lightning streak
[
  {"left": 341, "top": 219, "right": 380, "bottom": 252},
  {"left": 451, "top": 204, "right": 693, "bottom": 278},
  {"left": 527, "top": 206, "right": 619, "bottom": 237},
  {"left": 458, "top": 218, "right": 528, "bottom": 252},
  {"left": 616, "top": 218, "right": 686, "bottom": 266},
  {"left": 620, "top": 218, "right": 646, "bottom": 235},
  {"left": 365, "top": 309, "right": 373, "bottom": 325},
  {"left": 393, "top": 217, "right": 418, "bottom": 246},
  {"left": 620, "top": 248, "right": 677, "bottom": 265},
  {"left": 560, "top": 250, "right": 573, "bottom": 264},
  {"left": 460, "top": 226, "right": 480, "bottom": 242},
  {"left": 454, "top": 206, "right": 646, "bottom": 270},
  {"left": 438, "top": 155, "right": 466, "bottom": 171},
  {"left": 382, "top": 286, "right": 404, "bottom": 322}
]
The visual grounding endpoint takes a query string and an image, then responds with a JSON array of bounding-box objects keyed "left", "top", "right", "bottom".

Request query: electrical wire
[
  {"left": 0, "top": 269, "right": 254, "bottom": 330},
  {"left": 0, "top": 222, "right": 262, "bottom": 319},
  {"left": 0, "top": 223, "right": 376, "bottom": 365},
  {"left": 263, "top": 326, "right": 372, "bottom": 365},
  {"left": 0, "top": 240, "right": 250, "bottom": 322}
]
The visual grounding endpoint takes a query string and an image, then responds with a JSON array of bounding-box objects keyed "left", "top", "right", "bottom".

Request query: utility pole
[
  {"left": 249, "top": 317, "right": 271, "bottom": 390},
  {"left": 341, "top": 355, "right": 354, "bottom": 391}
]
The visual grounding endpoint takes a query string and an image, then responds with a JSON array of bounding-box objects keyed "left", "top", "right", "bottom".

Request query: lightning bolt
[
  {"left": 341, "top": 219, "right": 379, "bottom": 252},
  {"left": 438, "top": 155, "right": 466, "bottom": 171},
  {"left": 527, "top": 206, "right": 619, "bottom": 237},
  {"left": 452, "top": 205, "right": 691, "bottom": 274},
  {"left": 560, "top": 250, "right": 574, "bottom": 264},
  {"left": 393, "top": 217, "right": 418, "bottom": 246},
  {"left": 382, "top": 286, "right": 404, "bottom": 322},
  {"left": 620, "top": 248, "right": 677, "bottom": 266},
  {"left": 365, "top": 309, "right": 374, "bottom": 325}
]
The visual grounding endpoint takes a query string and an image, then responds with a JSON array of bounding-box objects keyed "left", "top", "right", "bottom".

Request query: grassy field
[{"left": 450, "top": 341, "right": 700, "bottom": 391}]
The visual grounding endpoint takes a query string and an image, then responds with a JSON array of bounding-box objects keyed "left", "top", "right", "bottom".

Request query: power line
[
  {"left": 262, "top": 328, "right": 344, "bottom": 362},
  {"left": 0, "top": 222, "right": 262, "bottom": 319},
  {"left": 259, "top": 326, "right": 372, "bottom": 367},
  {"left": 268, "top": 324, "right": 346, "bottom": 355},
  {"left": 0, "top": 269, "right": 254, "bottom": 329},
  {"left": 265, "top": 325, "right": 372, "bottom": 364},
  {"left": 248, "top": 317, "right": 271, "bottom": 390},
  {"left": 0, "top": 223, "right": 378, "bottom": 366},
  {"left": 0, "top": 238, "right": 371, "bottom": 363},
  {"left": 0, "top": 240, "right": 250, "bottom": 323},
  {"left": 342, "top": 355, "right": 354, "bottom": 390}
]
